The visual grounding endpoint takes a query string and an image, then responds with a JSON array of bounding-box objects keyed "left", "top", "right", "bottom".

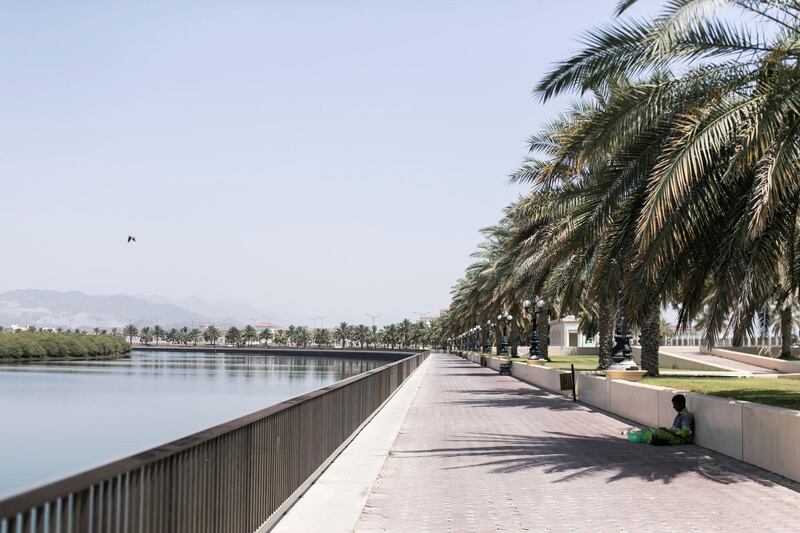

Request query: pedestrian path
[{"left": 355, "top": 353, "right": 800, "bottom": 532}]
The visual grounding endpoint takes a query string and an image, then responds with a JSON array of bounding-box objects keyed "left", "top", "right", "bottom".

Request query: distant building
[
  {"left": 417, "top": 309, "right": 447, "bottom": 324},
  {"left": 548, "top": 316, "right": 598, "bottom": 348}
]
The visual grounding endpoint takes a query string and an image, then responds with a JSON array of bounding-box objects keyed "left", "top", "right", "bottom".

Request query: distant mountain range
[{"left": 0, "top": 289, "right": 272, "bottom": 330}]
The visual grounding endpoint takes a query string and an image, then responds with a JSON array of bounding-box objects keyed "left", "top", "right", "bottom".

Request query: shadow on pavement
[
  {"left": 442, "top": 386, "right": 578, "bottom": 411},
  {"left": 397, "top": 431, "right": 800, "bottom": 490}
]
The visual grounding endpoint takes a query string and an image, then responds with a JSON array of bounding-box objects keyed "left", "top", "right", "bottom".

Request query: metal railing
[{"left": 0, "top": 351, "right": 428, "bottom": 533}]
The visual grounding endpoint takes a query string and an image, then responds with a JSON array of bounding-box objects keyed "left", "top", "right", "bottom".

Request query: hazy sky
[{"left": 1, "top": 0, "right": 661, "bottom": 326}]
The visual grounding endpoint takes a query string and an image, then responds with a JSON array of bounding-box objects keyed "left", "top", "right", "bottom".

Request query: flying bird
[{"left": 127, "top": 236, "right": 136, "bottom": 243}]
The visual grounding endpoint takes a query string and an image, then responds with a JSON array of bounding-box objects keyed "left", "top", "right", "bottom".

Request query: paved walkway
[
  {"left": 355, "top": 354, "right": 800, "bottom": 532},
  {"left": 272, "top": 357, "right": 431, "bottom": 532}
]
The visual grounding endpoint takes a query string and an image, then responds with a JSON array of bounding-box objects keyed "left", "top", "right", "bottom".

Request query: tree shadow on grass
[
  {"left": 396, "top": 431, "right": 799, "bottom": 490},
  {"left": 695, "top": 388, "right": 800, "bottom": 411}
]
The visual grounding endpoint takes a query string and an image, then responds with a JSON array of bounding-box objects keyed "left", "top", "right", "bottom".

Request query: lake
[{"left": 0, "top": 350, "right": 388, "bottom": 499}]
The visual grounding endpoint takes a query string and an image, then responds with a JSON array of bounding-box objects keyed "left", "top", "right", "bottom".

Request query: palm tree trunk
[
  {"left": 780, "top": 305, "right": 793, "bottom": 358},
  {"left": 510, "top": 320, "right": 519, "bottom": 356},
  {"left": 732, "top": 328, "right": 744, "bottom": 347},
  {"left": 598, "top": 298, "right": 615, "bottom": 369},
  {"left": 536, "top": 309, "right": 550, "bottom": 360},
  {"left": 640, "top": 301, "right": 660, "bottom": 376}
]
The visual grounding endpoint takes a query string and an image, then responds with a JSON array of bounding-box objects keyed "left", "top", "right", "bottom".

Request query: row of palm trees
[
  {"left": 123, "top": 319, "right": 445, "bottom": 350},
  {"left": 442, "top": 1, "right": 800, "bottom": 375}
]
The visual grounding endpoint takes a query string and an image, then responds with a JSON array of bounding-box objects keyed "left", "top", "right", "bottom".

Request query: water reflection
[{"left": 0, "top": 350, "right": 386, "bottom": 498}]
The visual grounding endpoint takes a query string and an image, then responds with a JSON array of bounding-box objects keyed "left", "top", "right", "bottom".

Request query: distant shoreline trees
[
  {"left": 119, "top": 317, "right": 445, "bottom": 351},
  {"left": 0, "top": 331, "right": 131, "bottom": 360}
]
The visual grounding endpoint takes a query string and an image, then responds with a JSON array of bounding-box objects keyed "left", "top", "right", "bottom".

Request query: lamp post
[
  {"left": 497, "top": 312, "right": 512, "bottom": 355},
  {"left": 483, "top": 320, "right": 492, "bottom": 353},
  {"left": 609, "top": 303, "right": 639, "bottom": 370},
  {"left": 472, "top": 326, "right": 481, "bottom": 352},
  {"left": 523, "top": 298, "right": 547, "bottom": 361}
]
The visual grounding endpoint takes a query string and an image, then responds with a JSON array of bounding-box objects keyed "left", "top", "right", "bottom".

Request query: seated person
[{"left": 630, "top": 394, "right": 694, "bottom": 445}]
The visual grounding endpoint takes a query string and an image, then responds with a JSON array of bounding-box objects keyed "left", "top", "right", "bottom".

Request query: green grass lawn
[
  {"left": 642, "top": 376, "right": 800, "bottom": 410},
  {"left": 496, "top": 354, "right": 600, "bottom": 370},
  {"left": 544, "top": 354, "right": 600, "bottom": 370}
]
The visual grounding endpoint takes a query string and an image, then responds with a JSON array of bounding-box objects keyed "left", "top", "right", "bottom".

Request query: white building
[{"left": 548, "top": 315, "right": 598, "bottom": 348}]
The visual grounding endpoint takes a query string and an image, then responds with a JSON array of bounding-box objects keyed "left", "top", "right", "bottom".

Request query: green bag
[
  {"left": 626, "top": 430, "right": 645, "bottom": 443},
  {"left": 627, "top": 429, "right": 654, "bottom": 444}
]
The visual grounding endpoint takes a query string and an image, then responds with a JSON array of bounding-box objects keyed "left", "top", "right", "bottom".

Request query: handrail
[{"left": 0, "top": 350, "right": 428, "bottom": 532}]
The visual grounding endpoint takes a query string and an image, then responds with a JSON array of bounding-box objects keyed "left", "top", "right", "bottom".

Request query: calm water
[{"left": 0, "top": 350, "right": 387, "bottom": 498}]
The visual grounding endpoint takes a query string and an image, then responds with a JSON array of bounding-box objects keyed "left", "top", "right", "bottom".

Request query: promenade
[{"left": 353, "top": 354, "right": 800, "bottom": 532}]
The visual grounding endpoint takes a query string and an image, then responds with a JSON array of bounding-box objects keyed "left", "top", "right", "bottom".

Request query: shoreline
[
  {"left": 131, "top": 344, "right": 418, "bottom": 360},
  {"left": 0, "top": 353, "right": 130, "bottom": 364}
]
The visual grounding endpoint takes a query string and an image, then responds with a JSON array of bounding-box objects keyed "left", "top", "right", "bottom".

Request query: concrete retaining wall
[
  {"left": 486, "top": 356, "right": 503, "bottom": 371},
  {"left": 467, "top": 354, "right": 800, "bottom": 482},
  {"left": 631, "top": 346, "right": 729, "bottom": 371},
  {"left": 742, "top": 403, "right": 800, "bottom": 481},
  {"left": 576, "top": 373, "right": 607, "bottom": 410},
  {"left": 708, "top": 348, "right": 800, "bottom": 373},
  {"left": 606, "top": 379, "right": 661, "bottom": 427},
  {"left": 710, "top": 346, "right": 800, "bottom": 358},
  {"left": 688, "top": 393, "right": 743, "bottom": 460},
  {"left": 511, "top": 362, "right": 566, "bottom": 394}
]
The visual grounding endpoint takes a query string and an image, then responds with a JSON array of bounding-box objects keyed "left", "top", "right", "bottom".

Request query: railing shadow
[{"left": 397, "top": 431, "right": 799, "bottom": 490}]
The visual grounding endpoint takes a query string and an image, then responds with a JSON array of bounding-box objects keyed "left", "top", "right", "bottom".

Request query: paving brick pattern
[{"left": 355, "top": 354, "right": 800, "bottom": 532}]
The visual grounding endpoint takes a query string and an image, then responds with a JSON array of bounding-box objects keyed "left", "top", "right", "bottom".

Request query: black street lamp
[
  {"left": 483, "top": 320, "right": 492, "bottom": 353},
  {"left": 610, "top": 295, "right": 639, "bottom": 370},
  {"left": 523, "top": 298, "right": 547, "bottom": 361},
  {"left": 497, "top": 312, "right": 512, "bottom": 355}
]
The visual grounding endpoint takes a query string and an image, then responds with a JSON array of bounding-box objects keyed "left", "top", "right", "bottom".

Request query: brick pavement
[{"left": 355, "top": 353, "right": 800, "bottom": 532}]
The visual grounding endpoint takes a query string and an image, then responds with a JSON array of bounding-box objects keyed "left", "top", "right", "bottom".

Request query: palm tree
[
  {"left": 259, "top": 328, "right": 273, "bottom": 346},
  {"left": 398, "top": 319, "right": 413, "bottom": 348},
  {"left": 140, "top": 326, "right": 153, "bottom": 345},
  {"left": 140, "top": 331, "right": 153, "bottom": 345},
  {"left": 204, "top": 325, "right": 221, "bottom": 346},
  {"left": 153, "top": 325, "right": 165, "bottom": 346},
  {"left": 123, "top": 324, "right": 138, "bottom": 344},
  {"left": 225, "top": 327, "right": 242, "bottom": 347},
  {"left": 189, "top": 328, "right": 201, "bottom": 346},
  {"left": 293, "top": 326, "right": 310, "bottom": 347},
  {"left": 334, "top": 322, "right": 349, "bottom": 348},
  {"left": 355, "top": 325, "right": 369, "bottom": 348},
  {"left": 179, "top": 326, "right": 190, "bottom": 346},
  {"left": 243, "top": 325, "right": 258, "bottom": 346},
  {"left": 314, "top": 328, "right": 331, "bottom": 347},
  {"left": 273, "top": 330, "right": 288, "bottom": 346},
  {"left": 382, "top": 324, "right": 398, "bottom": 348},
  {"left": 536, "top": 0, "right": 800, "bottom": 352}
]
